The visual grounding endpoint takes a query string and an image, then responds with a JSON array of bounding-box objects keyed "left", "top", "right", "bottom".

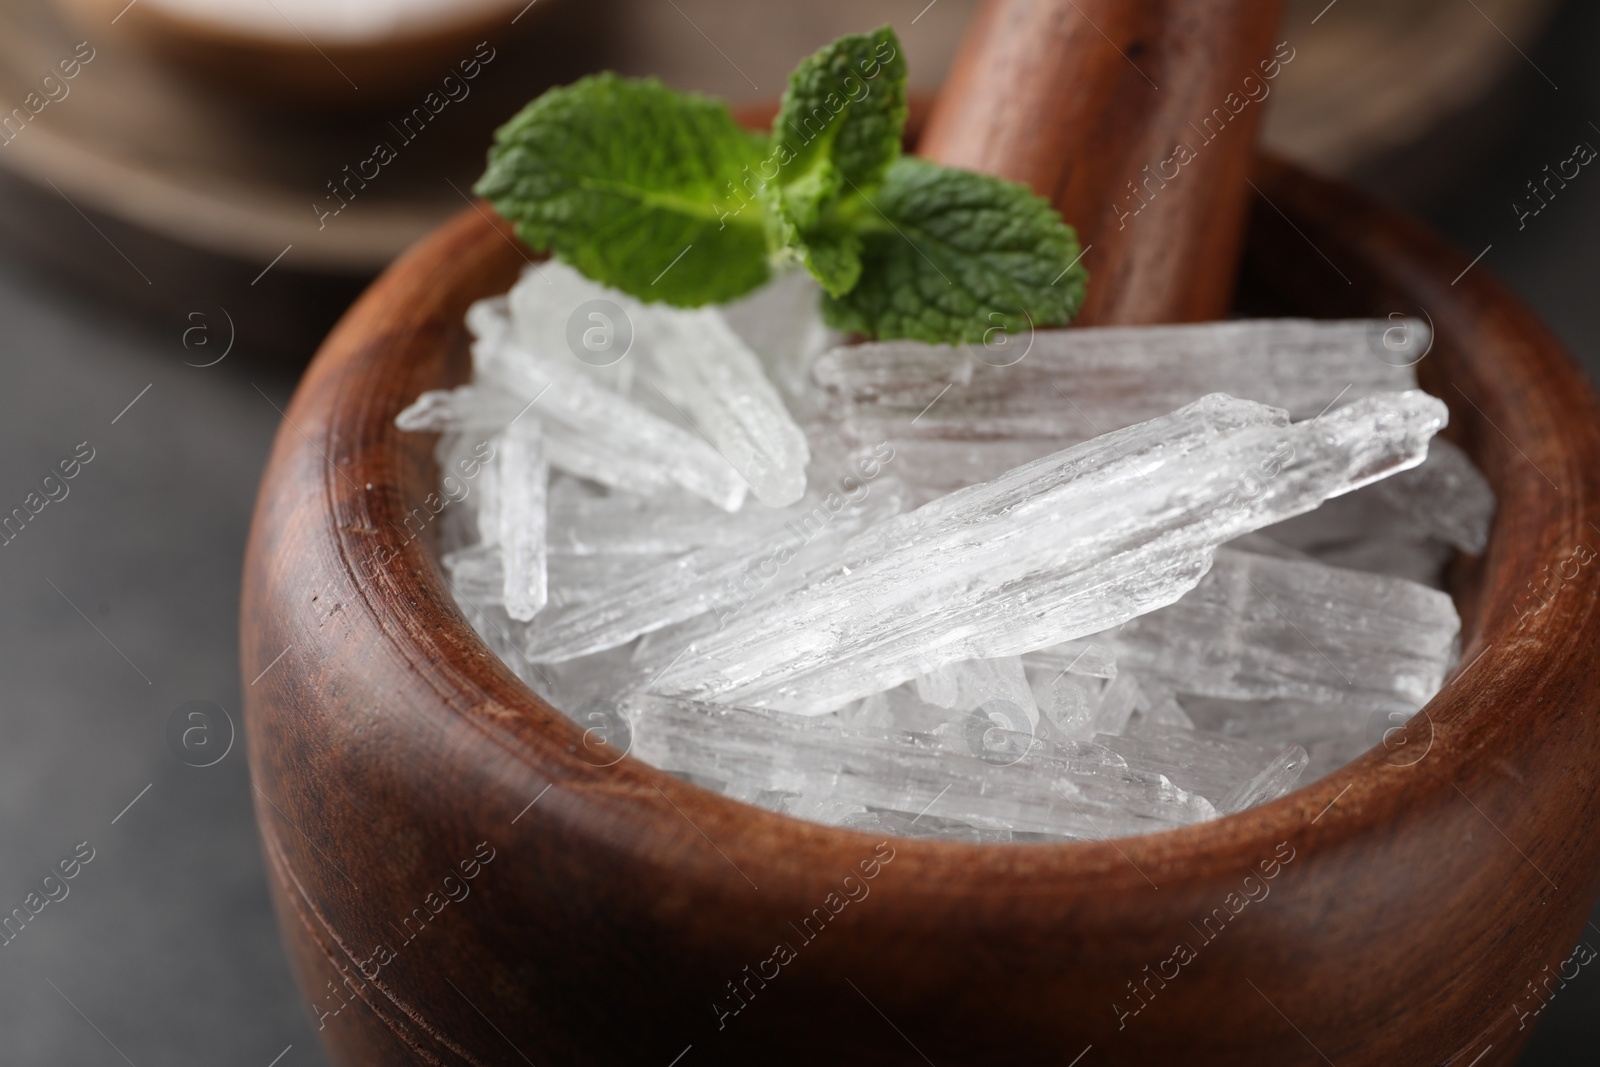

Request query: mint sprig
[
  {"left": 476, "top": 27, "right": 1087, "bottom": 344},
  {"left": 474, "top": 74, "right": 771, "bottom": 305}
]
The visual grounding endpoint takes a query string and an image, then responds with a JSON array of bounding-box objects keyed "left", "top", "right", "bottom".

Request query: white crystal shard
[
  {"left": 813, "top": 318, "right": 1422, "bottom": 432},
  {"left": 911, "top": 656, "right": 1040, "bottom": 727},
  {"left": 1132, "top": 678, "right": 1196, "bottom": 730},
  {"left": 1094, "top": 728, "right": 1308, "bottom": 815},
  {"left": 1041, "top": 673, "right": 1101, "bottom": 739},
  {"left": 503, "top": 260, "right": 811, "bottom": 507},
  {"left": 1173, "top": 692, "right": 1378, "bottom": 792},
  {"left": 446, "top": 544, "right": 679, "bottom": 610},
  {"left": 638, "top": 304, "right": 811, "bottom": 507},
  {"left": 653, "top": 391, "right": 1447, "bottom": 713},
  {"left": 1369, "top": 437, "right": 1495, "bottom": 554},
  {"left": 398, "top": 377, "right": 724, "bottom": 502},
  {"left": 477, "top": 340, "right": 748, "bottom": 511},
  {"left": 497, "top": 421, "right": 548, "bottom": 621},
  {"left": 545, "top": 476, "right": 774, "bottom": 557},
  {"left": 523, "top": 480, "right": 908, "bottom": 662},
  {"left": 535, "top": 644, "right": 656, "bottom": 713},
  {"left": 1262, "top": 440, "right": 1493, "bottom": 559},
  {"left": 811, "top": 318, "right": 1424, "bottom": 497},
  {"left": 803, "top": 436, "right": 1069, "bottom": 507},
  {"left": 719, "top": 269, "right": 839, "bottom": 414},
  {"left": 455, "top": 291, "right": 752, "bottom": 510},
  {"left": 507, "top": 262, "right": 639, "bottom": 395},
  {"left": 396, "top": 382, "right": 524, "bottom": 434},
  {"left": 625, "top": 693, "right": 1221, "bottom": 839},
  {"left": 1092, "top": 673, "right": 1142, "bottom": 736},
  {"left": 1024, "top": 642, "right": 1118, "bottom": 679},
  {"left": 401, "top": 280, "right": 1482, "bottom": 842},
  {"left": 1091, "top": 548, "right": 1460, "bottom": 707}
]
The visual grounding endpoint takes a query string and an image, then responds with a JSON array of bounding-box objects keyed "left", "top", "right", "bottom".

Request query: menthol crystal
[
  {"left": 1074, "top": 547, "right": 1461, "bottom": 708},
  {"left": 651, "top": 391, "right": 1447, "bottom": 714},
  {"left": 522, "top": 479, "right": 906, "bottom": 662},
  {"left": 397, "top": 273, "right": 1490, "bottom": 843},
  {"left": 496, "top": 420, "right": 549, "bottom": 621},
  {"left": 474, "top": 295, "right": 753, "bottom": 511},
  {"left": 506, "top": 262, "right": 812, "bottom": 507},
  {"left": 625, "top": 693, "right": 1232, "bottom": 839}
]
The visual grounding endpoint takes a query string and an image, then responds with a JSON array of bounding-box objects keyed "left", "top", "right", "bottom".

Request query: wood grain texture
[
  {"left": 241, "top": 152, "right": 1600, "bottom": 1063},
  {"left": 918, "top": 0, "right": 1288, "bottom": 325}
]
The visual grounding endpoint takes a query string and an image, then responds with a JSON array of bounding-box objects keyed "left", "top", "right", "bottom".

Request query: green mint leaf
[
  {"left": 769, "top": 26, "right": 908, "bottom": 228},
  {"left": 762, "top": 27, "right": 907, "bottom": 295},
  {"left": 822, "top": 157, "right": 1087, "bottom": 344},
  {"left": 790, "top": 225, "right": 863, "bottom": 296},
  {"left": 475, "top": 32, "right": 1088, "bottom": 340},
  {"left": 475, "top": 72, "right": 771, "bottom": 306}
]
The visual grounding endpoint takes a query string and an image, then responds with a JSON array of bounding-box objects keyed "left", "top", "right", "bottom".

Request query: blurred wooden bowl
[
  {"left": 55, "top": 0, "right": 547, "bottom": 103},
  {"left": 241, "top": 145, "right": 1600, "bottom": 1063}
]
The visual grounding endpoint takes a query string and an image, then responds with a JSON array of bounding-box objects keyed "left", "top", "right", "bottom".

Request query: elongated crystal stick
[
  {"left": 1091, "top": 547, "right": 1460, "bottom": 707},
  {"left": 507, "top": 262, "right": 640, "bottom": 395},
  {"left": 813, "top": 317, "right": 1424, "bottom": 440},
  {"left": 497, "top": 420, "right": 549, "bottom": 621},
  {"left": 653, "top": 391, "right": 1447, "bottom": 713},
  {"left": 719, "top": 269, "right": 839, "bottom": 414},
  {"left": 458, "top": 292, "right": 750, "bottom": 510},
  {"left": 477, "top": 338, "right": 748, "bottom": 511},
  {"left": 506, "top": 260, "right": 810, "bottom": 506},
  {"left": 523, "top": 480, "right": 908, "bottom": 662},
  {"left": 1265, "top": 437, "right": 1495, "bottom": 557},
  {"left": 638, "top": 305, "right": 811, "bottom": 507},
  {"left": 398, "top": 376, "right": 714, "bottom": 501},
  {"left": 1095, "top": 728, "right": 1309, "bottom": 815},
  {"left": 546, "top": 478, "right": 782, "bottom": 557},
  {"left": 625, "top": 694, "right": 1220, "bottom": 839},
  {"left": 1369, "top": 437, "right": 1495, "bottom": 554}
]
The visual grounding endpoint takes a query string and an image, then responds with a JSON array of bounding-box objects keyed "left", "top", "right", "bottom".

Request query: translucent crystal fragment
[
  {"left": 1040, "top": 673, "right": 1101, "bottom": 739},
  {"left": 497, "top": 421, "right": 548, "bottom": 621},
  {"left": 507, "top": 262, "right": 640, "bottom": 395},
  {"left": 468, "top": 297, "right": 749, "bottom": 511},
  {"left": 445, "top": 545, "right": 680, "bottom": 610},
  {"left": 720, "top": 269, "right": 839, "bottom": 413},
  {"left": 1094, "top": 548, "right": 1460, "bottom": 707},
  {"left": 624, "top": 694, "right": 1220, "bottom": 839},
  {"left": 1092, "top": 674, "right": 1142, "bottom": 736},
  {"left": 653, "top": 391, "right": 1447, "bottom": 713},
  {"left": 1263, "top": 440, "right": 1493, "bottom": 558},
  {"left": 523, "top": 480, "right": 908, "bottom": 662},
  {"left": 634, "top": 304, "right": 811, "bottom": 506},
  {"left": 1132, "top": 677, "right": 1195, "bottom": 730},
  {"left": 502, "top": 260, "right": 811, "bottom": 506},
  {"left": 1024, "top": 642, "right": 1119, "bottom": 679},
  {"left": 1094, "top": 728, "right": 1308, "bottom": 814},
  {"left": 545, "top": 478, "right": 777, "bottom": 557},
  {"left": 1369, "top": 437, "right": 1495, "bottom": 554},
  {"left": 813, "top": 318, "right": 1422, "bottom": 433},
  {"left": 1173, "top": 690, "right": 1377, "bottom": 793},
  {"left": 911, "top": 656, "right": 1040, "bottom": 726}
]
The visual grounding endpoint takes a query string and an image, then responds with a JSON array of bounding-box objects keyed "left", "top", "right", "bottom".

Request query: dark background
[{"left": 0, "top": 1, "right": 1595, "bottom": 1064}]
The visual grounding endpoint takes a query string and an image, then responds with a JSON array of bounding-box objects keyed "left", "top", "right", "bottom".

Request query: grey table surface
[{"left": 1, "top": 2, "right": 1598, "bottom": 1065}]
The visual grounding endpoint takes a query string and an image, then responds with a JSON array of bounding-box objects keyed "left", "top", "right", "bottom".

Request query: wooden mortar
[{"left": 242, "top": 5, "right": 1600, "bottom": 1064}]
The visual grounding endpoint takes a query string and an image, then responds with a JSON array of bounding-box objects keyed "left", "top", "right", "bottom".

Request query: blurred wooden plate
[
  {"left": 0, "top": 0, "right": 1560, "bottom": 357},
  {"left": 56, "top": 0, "right": 539, "bottom": 103}
]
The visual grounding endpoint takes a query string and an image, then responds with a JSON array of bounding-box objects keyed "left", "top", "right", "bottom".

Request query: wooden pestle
[{"left": 918, "top": 0, "right": 1288, "bottom": 326}]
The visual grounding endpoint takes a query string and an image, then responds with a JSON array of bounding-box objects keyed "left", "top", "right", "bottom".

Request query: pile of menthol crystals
[{"left": 398, "top": 263, "right": 1493, "bottom": 843}]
